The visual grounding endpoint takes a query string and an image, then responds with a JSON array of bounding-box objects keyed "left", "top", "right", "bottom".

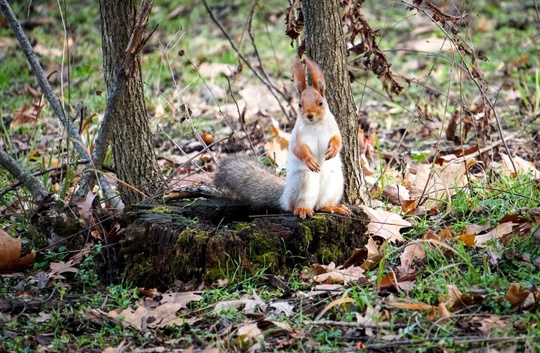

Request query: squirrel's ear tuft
[
  {"left": 292, "top": 58, "right": 307, "bottom": 93},
  {"left": 304, "top": 57, "right": 326, "bottom": 96}
]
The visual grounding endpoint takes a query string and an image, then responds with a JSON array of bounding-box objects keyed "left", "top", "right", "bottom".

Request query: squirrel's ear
[
  {"left": 304, "top": 57, "right": 326, "bottom": 97},
  {"left": 292, "top": 58, "right": 307, "bottom": 93}
]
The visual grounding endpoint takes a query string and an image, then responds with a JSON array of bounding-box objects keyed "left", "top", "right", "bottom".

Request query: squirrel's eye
[
  {"left": 298, "top": 102, "right": 302, "bottom": 108},
  {"left": 318, "top": 100, "right": 323, "bottom": 106}
]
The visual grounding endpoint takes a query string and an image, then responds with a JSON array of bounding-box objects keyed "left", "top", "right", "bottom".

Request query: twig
[
  {"left": 201, "top": 0, "right": 293, "bottom": 121},
  {"left": 0, "top": 0, "right": 89, "bottom": 164},
  {"left": 403, "top": 0, "right": 517, "bottom": 175},
  {"left": 0, "top": 146, "right": 49, "bottom": 204},
  {"left": 304, "top": 319, "right": 405, "bottom": 329},
  {"left": 0, "top": 159, "right": 89, "bottom": 199},
  {"left": 364, "top": 335, "right": 528, "bottom": 349},
  {"left": 0, "top": 0, "right": 118, "bottom": 206}
]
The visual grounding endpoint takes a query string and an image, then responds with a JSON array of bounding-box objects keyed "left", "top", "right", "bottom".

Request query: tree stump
[{"left": 119, "top": 199, "right": 369, "bottom": 289}]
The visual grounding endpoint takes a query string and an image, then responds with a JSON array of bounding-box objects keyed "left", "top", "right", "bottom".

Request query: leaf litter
[{"left": 2, "top": 1, "right": 540, "bottom": 352}]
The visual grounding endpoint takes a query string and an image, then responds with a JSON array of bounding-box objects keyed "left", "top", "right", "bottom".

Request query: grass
[{"left": 1, "top": 0, "right": 540, "bottom": 351}]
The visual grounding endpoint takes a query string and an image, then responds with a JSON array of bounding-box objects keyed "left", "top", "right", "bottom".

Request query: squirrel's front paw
[
  {"left": 324, "top": 146, "right": 338, "bottom": 160},
  {"left": 306, "top": 158, "right": 320, "bottom": 172}
]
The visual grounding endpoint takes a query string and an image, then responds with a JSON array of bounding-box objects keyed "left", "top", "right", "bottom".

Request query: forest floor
[{"left": 1, "top": 0, "right": 540, "bottom": 352}]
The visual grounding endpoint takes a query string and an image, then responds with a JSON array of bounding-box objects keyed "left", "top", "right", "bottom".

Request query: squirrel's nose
[{"left": 306, "top": 114, "right": 314, "bottom": 120}]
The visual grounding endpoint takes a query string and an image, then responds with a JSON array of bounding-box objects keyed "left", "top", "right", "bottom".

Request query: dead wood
[{"left": 119, "top": 198, "right": 369, "bottom": 289}]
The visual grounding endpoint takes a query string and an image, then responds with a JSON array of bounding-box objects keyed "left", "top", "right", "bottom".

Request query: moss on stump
[{"left": 119, "top": 199, "right": 368, "bottom": 289}]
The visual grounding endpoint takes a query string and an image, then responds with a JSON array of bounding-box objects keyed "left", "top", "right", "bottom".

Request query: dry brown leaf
[
  {"left": 387, "top": 299, "right": 436, "bottom": 311},
  {"left": 360, "top": 237, "right": 384, "bottom": 270},
  {"left": 505, "top": 283, "right": 534, "bottom": 309},
  {"left": 399, "top": 242, "right": 425, "bottom": 274},
  {"left": 75, "top": 191, "right": 96, "bottom": 227},
  {"left": 409, "top": 163, "right": 469, "bottom": 208},
  {"left": 465, "top": 223, "right": 491, "bottom": 234},
  {"left": 0, "top": 229, "right": 36, "bottom": 273},
  {"left": 457, "top": 232, "right": 476, "bottom": 247},
  {"left": 360, "top": 206, "right": 411, "bottom": 243},
  {"left": 382, "top": 184, "right": 410, "bottom": 206},
  {"left": 499, "top": 153, "right": 540, "bottom": 178},
  {"left": 445, "top": 284, "right": 463, "bottom": 310},
  {"left": 402, "top": 199, "right": 418, "bottom": 214},
  {"left": 11, "top": 103, "right": 42, "bottom": 127},
  {"left": 109, "top": 292, "right": 202, "bottom": 330},
  {"left": 438, "top": 302, "right": 452, "bottom": 319},
  {"left": 49, "top": 260, "right": 79, "bottom": 278},
  {"left": 237, "top": 322, "right": 263, "bottom": 340},
  {"left": 475, "top": 222, "right": 514, "bottom": 246},
  {"left": 343, "top": 248, "right": 367, "bottom": 268},
  {"left": 313, "top": 264, "right": 365, "bottom": 285}
]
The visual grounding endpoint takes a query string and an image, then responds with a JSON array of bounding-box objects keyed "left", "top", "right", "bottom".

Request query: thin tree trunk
[
  {"left": 98, "top": 0, "right": 162, "bottom": 205},
  {"left": 301, "top": 0, "right": 369, "bottom": 206}
]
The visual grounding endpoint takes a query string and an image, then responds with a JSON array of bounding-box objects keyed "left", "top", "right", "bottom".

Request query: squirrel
[{"left": 214, "top": 57, "right": 351, "bottom": 219}]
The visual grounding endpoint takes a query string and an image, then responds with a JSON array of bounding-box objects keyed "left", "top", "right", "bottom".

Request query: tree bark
[
  {"left": 98, "top": 0, "right": 162, "bottom": 205},
  {"left": 301, "top": 0, "right": 370, "bottom": 206},
  {"left": 120, "top": 199, "right": 368, "bottom": 288}
]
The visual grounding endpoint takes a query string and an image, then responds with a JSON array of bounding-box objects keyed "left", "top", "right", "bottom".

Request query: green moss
[
  {"left": 247, "top": 232, "right": 281, "bottom": 271},
  {"left": 150, "top": 205, "right": 173, "bottom": 214},
  {"left": 170, "top": 228, "right": 208, "bottom": 279},
  {"left": 232, "top": 222, "right": 252, "bottom": 232}
]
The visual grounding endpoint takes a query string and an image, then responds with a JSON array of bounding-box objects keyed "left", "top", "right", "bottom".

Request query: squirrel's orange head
[{"left": 292, "top": 57, "right": 327, "bottom": 123}]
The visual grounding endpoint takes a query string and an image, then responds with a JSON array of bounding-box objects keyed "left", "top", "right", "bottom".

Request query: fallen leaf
[
  {"left": 360, "top": 237, "right": 385, "bottom": 270},
  {"left": 499, "top": 153, "right": 540, "bottom": 178},
  {"left": 0, "top": 229, "right": 36, "bottom": 273},
  {"left": 438, "top": 302, "right": 452, "bottom": 319},
  {"left": 237, "top": 322, "right": 263, "bottom": 340},
  {"left": 109, "top": 292, "right": 202, "bottom": 330},
  {"left": 505, "top": 283, "right": 534, "bottom": 309},
  {"left": 398, "top": 242, "right": 425, "bottom": 275},
  {"left": 49, "top": 260, "right": 79, "bottom": 278},
  {"left": 386, "top": 299, "right": 436, "bottom": 311},
  {"left": 475, "top": 222, "right": 514, "bottom": 246},
  {"left": 214, "top": 299, "right": 263, "bottom": 314},
  {"left": 314, "top": 297, "right": 355, "bottom": 321},
  {"left": 410, "top": 163, "right": 469, "bottom": 208},
  {"left": 343, "top": 248, "right": 368, "bottom": 268},
  {"left": 360, "top": 206, "right": 411, "bottom": 242},
  {"left": 313, "top": 264, "right": 365, "bottom": 285},
  {"left": 382, "top": 184, "right": 410, "bottom": 206},
  {"left": 75, "top": 191, "right": 96, "bottom": 227},
  {"left": 269, "top": 302, "right": 294, "bottom": 316}
]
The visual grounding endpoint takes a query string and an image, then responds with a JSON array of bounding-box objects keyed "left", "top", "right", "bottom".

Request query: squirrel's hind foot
[
  {"left": 319, "top": 204, "right": 351, "bottom": 216},
  {"left": 294, "top": 207, "right": 314, "bottom": 219}
]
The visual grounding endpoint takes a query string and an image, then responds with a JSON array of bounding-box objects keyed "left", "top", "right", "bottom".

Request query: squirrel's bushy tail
[{"left": 214, "top": 155, "right": 285, "bottom": 209}]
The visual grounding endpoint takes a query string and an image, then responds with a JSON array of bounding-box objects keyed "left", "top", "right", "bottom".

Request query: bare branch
[
  {"left": 201, "top": 0, "right": 294, "bottom": 121},
  {"left": 0, "top": 146, "right": 49, "bottom": 204},
  {"left": 0, "top": 0, "right": 119, "bottom": 205}
]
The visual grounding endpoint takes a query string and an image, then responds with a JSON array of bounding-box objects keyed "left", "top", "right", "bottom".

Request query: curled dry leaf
[
  {"left": 505, "top": 283, "right": 536, "bottom": 309},
  {"left": 0, "top": 229, "right": 36, "bottom": 273},
  {"left": 361, "top": 237, "right": 384, "bottom": 270},
  {"left": 313, "top": 265, "right": 365, "bottom": 285}
]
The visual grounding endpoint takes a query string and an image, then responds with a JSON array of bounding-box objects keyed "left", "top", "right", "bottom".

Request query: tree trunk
[
  {"left": 301, "top": 0, "right": 370, "bottom": 206},
  {"left": 98, "top": 0, "right": 162, "bottom": 205}
]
